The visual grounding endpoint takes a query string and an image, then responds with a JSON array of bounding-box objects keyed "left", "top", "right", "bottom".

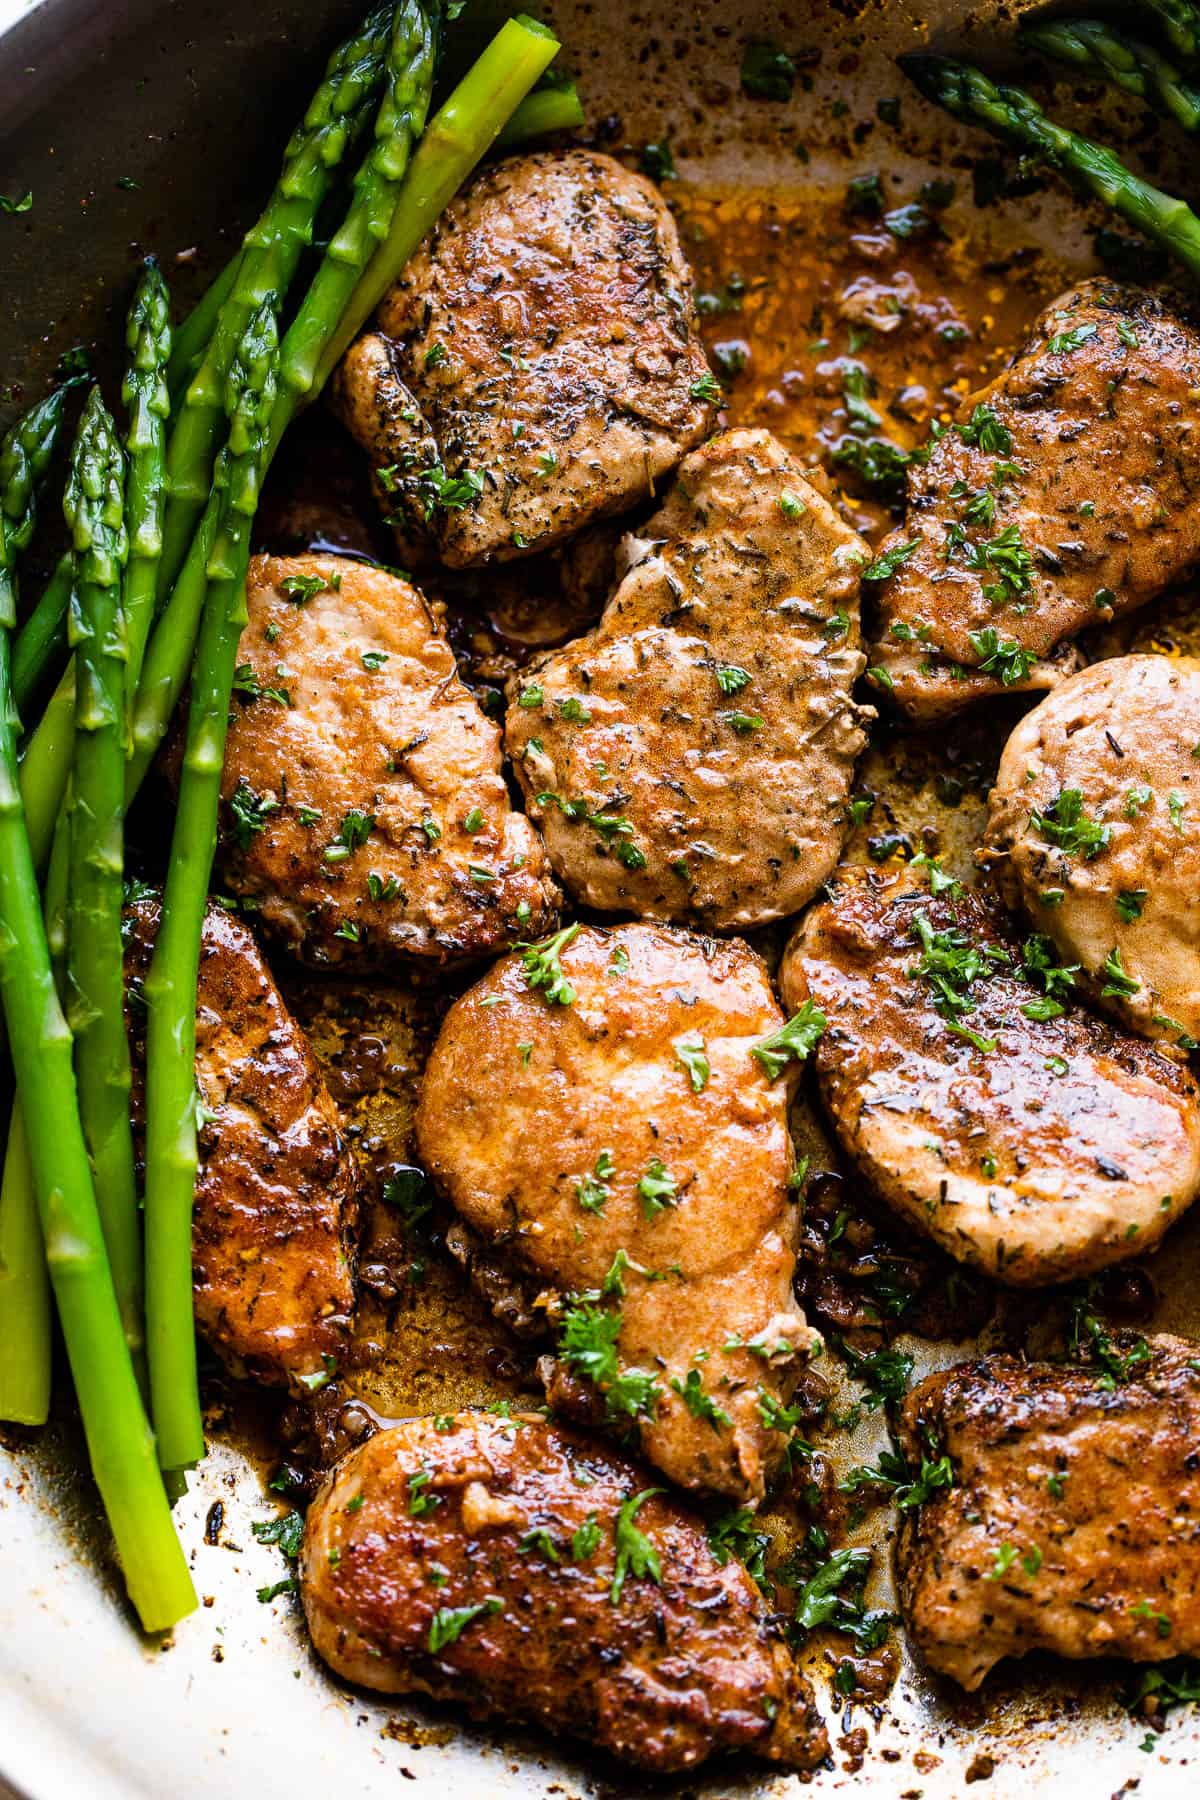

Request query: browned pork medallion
[
  {"left": 415, "top": 921, "right": 820, "bottom": 1500},
  {"left": 505, "top": 428, "right": 873, "bottom": 930},
  {"left": 779, "top": 863, "right": 1200, "bottom": 1283},
  {"left": 983, "top": 654, "right": 1200, "bottom": 1050},
  {"left": 214, "top": 552, "right": 559, "bottom": 965},
  {"left": 300, "top": 1411, "right": 827, "bottom": 1773},
  {"left": 333, "top": 149, "right": 716, "bottom": 567},
  {"left": 125, "top": 898, "right": 359, "bottom": 1389},
  {"left": 865, "top": 280, "right": 1200, "bottom": 719},
  {"left": 896, "top": 1339, "right": 1200, "bottom": 1689}
]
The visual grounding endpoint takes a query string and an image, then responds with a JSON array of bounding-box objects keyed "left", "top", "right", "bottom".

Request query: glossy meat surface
[
  {"left": 333, "top": 150, "right": 715, "bottom": 567},
  {"left": 896, "top": 1340, "right": 1200, "bottom": 1689},
  {"left": 301, "top": 1412, "right": 827, "bottom": 1772},
  {"left": 505, "top": 429, "right": 872, "bottom": 929},
  {"left": 125, "top": 899, "right": 359, "bottom": 1388},
  {"left": 983, "top": 655, "right": 1200, "bottom": 1049},
  {"left": 215, "top": 553, "right": 559, "bottom": 966},
  {"left": 415, "top": 922, "right": 819, "bottom": 1499},
  {"left": 866, "top": 281, "right": 1200, "bottom": 719},
  {"left": 779, "top": 865, "right": 1200, "bottom": 1284}
]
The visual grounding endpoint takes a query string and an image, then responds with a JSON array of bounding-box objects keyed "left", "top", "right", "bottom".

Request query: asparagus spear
[
  {"left": 1023, "top": 18, "right": 1200, "bottom": 133},
  {"left": 165, "top": 250, "right": 241, "bottom": 401},
  {"left": 309, "top": 12, "right": 560, "bottom": 398},
  {"left": 126, "top": 11, "right": 554, "bottom": 795},
  {"left": 0, "top": 387, "right": 71, "bottom": 628},
  {"left": 61, "top": 387, "right": 144, "bottom": 1384},
  {"left": 155, "top": 1, "right": 395, "bottom": 603},
  {"left": 900, "top": 54, "right": 1200, "bottom": 283},
  {"left": 1144, "top": 0, "right": 1200, "bottom": 64},
  {"left": 273, "top": 0, "right": 439, "bottom": 417},
  {"left": 121, "top": 258, "right": 172, "bottom": 709},
  {"left": 142, "top": 302, "right": 279, "bottom": 1473},
  {"left": 0, "top": 406, "right": 195, "bottom": 1627},
  {"left": 494, "top": 79, "right": 584, "bottom": 149},
  {"left": 12, "top": 551, "right": 71, "bottom": 712}
]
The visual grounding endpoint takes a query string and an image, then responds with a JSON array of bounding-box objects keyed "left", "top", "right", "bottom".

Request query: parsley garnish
[
  {"left": 637, "top": 1157, "right": 678, "bottom": 1219},
  {"left": 707, "top": 1508, "right": 771, "bottom": 1588},
  {"left": 228, "top": 779, "right": 278, "bottom": 848},
  {"left": 1030, "top": 788, "right": 1111, "bottom": 861},
  {"left": 1046, "top": 322, "right": 1098, "bottom": 354},
  {"left": 575, "top": 1148, "right": 615, "bottom": 1213},
  {"left": 863, "top": 538, "right": 919, "bottom": 582},
  {"left": 674, "top": 1031, "right": 709, "bottom": 1093},
  {"left": 968, "top": 626, "right": 1035, "bottom": 685},
  {"left": 427, "top": 1598, "right": 502, "bottom": 1653},
  {"left": 957, "top": 402, "right": 1013, "bottom": 455},
  {"left": 750, "top": 998, "right": 826, "bottom": 1079},
  {"left": 610, "top": 1489, "right": 663, "bottom": 1603},
  {"left": 1101, "top": 945, "right": 1140, "bottom": 998},
  {"left": 416, "top": 464, "right": 485, "bottom": 519},
  {"left": 908, "top": 910, "right": 1004, "bottom": 1053},
  {"left": 520, "top": 922, "right": 581, "bottom": 1006},
  {"left": 670, "top": 1367, "right": 731, "bottom": 1431},
  {"left": 323, "top": 808, "right": 375, "bottom": 863},
  {"left": 715, "top": 663, "right": 751, "bottom": 695}
]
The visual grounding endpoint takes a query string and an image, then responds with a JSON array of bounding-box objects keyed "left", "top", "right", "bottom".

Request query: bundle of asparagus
[
  {"left": 0, "top": 1, "right": 564, "bottom": 1633},
  {"left": 901, "top": 1, "right": 1200, "bottom": 286}
]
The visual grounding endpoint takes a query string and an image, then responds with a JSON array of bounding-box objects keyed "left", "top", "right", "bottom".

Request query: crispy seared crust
[
  {"left": 415, "top": 922, "right": 819, "bottom": 1500},
  {"left": 504, "top": 429, "right": 872, "bottom": 930},
  {"left": 333, "top": 150, "right": 715, "bottom": 567},
  {"left": 866, "top": 281, "right": 1200, "bottom": 719},
  {"left": 779, "top": 865, "right": 1200, "bottom": 1284},
  {"left": 214, "top": 552, "right": 559, "bottom": 967},
  {"left": 301, "top": 1412, "right": 827, "bottom": 1772},
  {"left": 125, "top": 899, "right": 359, "bottom": 1388},
  {"left": 896, "top": 1340, "right": 1200, "bottom": 1689}
]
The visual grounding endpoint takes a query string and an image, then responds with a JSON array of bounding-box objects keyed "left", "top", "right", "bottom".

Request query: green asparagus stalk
[
  {"left": 126, "top": 10, "right": 549, "bottom": 793},
  {"left": 143, "top": 302, "right": 279, "bottom": 1473},
  {"left": 155, "top": 2, "right": 395, "bottom": 603},
  {"left": 900, "top": 54, "right": 1200, "bottom": 284},
  {"left": 122, "top": 259, "right": 172, "bottom": 709},
  {"left": 0, "top": 1109, "right": 50, "bottom": 1423},
  {"left": 1144, "top": 0, "right": 1200, "bottom": 65},
  {"left": 165, "top": 250, "right": 241, "bottom": 401},
  {"left": 0, "top": 511, "right": 195, "bottom": 1630},
  {"left": 1023, "top": 18, "right": 1200, "bottom": 133},
  {"left": 273, "top": 0, "right": 438, "bottom": 418},
  {"left": 494, "top": 79, "right": 583, "bottom": 149},
  {"left": 309, "top": 12, "right": 560, "bottom": 398},
  {"left": 62, "top": 388, "right": 143, "bottom": 1383},
  {"left": 12, "top": 551, "right": 71, "bottom": 713},
  {"left": 0, "top": 387, "right": 72, "bottom": 629}
]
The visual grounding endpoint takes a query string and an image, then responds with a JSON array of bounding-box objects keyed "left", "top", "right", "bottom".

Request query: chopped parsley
[
  {"left": 610, "top": 1489, "right": 663, "bottom": 1603},
  {"left": 427, "top": 1598, "right": 503, "bottom": 1653},
  {"left": 957, "top": 402, "right": 1013, "bottom": 456},
  {"left": 407, "top": 1467, "right": 440, "bottom": 1517},
  {"left": 689, "top": 371, "right": 722, "bottom": 404},
  {"left": 750, "top": 998, "right": 826, "bottom": 1080},
  {"left": 520, "top": 922, "right": 581, "bottom": 1006},
  {"left": 637, "top": 1157, "right": 678, "bottom": 1219},
  {"left": 231, "top": 662, "right": 290, "bottom": 706},
  {"left": 863, "top": 538, "right": 919, "bottom": 583},
  {"left": 1046, "top": 322, "right": 1098, "bottom": 354},
  {"left": 908, "top": 910, "right": 1005, "bottom": 1052},
  {"left": 1030, "top": 788, "right": 1111, "bottom": 861},
  {"left": 673, "top": 1031, "right": 709, "bottom": 1093},
  {"left": 715, "top": 662, "right": 751, "bottom": 695},
  {"left": 1116, "top": 888, "right": 1147, "bottom": 922},
  {"left": 279, "top": 569, "right": 339, "bottom": 605},
  {"left": 670, "top": 1367, "right": 731, "bottom": 1431},
  {"left": 968, "top": 626, "right": 1035, "bottom": 685},
  {"left": 228, "top": 779, "right": 278, "bottom": 848},
  {"left": 415, "top": 464, "right": 485, "bottom": 519},
  {"left": 251, "top": 1510, "right": 305, "bottom": 1560},
  {"left": 571, "top": 1513, "right": 602, "bottom": 1561},
  {"left": 323, "top": 808, "right": 376, "bottom": 863},
  {"left": 740, "top": 38, "right": 796, "bottom": 101},
  {"left": 707, "top": 1507, "right": 771, "bottom": 1587},
  {"left": 575, "top": 1148, "right": 615, "bottom": 1214},
  {"left": 1101, "top": 945, "right": 1140, "bottom": 999},
  {"left": 361, "top": 649, "right": 389, "bottom": 671}
]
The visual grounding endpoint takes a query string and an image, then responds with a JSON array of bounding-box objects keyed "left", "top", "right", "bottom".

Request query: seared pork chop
[
  {"left": 983, "top": 654, "right": 1200, "bottom": 1050},
  {"left": 125, "top": 898, "right": 359, "bottom": 1389},
  {"left": 505, "top": 429, "right": 872, "bottom": 929},
  {"left": 896, "top": 1340, "right": 1200, "bottom": 1689},
  {"left": 214, "top": 553, "right": 559, "bottom": 966},
  {"left": 865, "top": 281, "right": 1200, "bottom": 719},
  {"left": 415, "top": 921, "right": 820, "bottom": 1500},
  {"left": 333, "top": 150, "right": 716, "bottom": 567},
  {"left": 779, "top": 864, "right": 1200, "bottom": 1284},
  {"left": 301, "top": 1411, "right": 827, "bottom": 1772}
]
